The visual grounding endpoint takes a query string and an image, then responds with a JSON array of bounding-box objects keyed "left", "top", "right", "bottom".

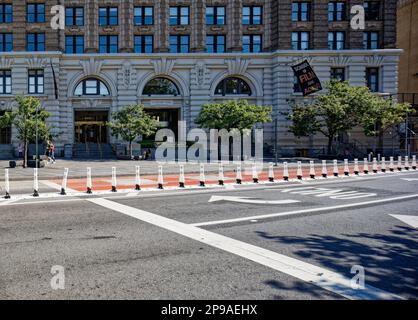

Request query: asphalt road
[{"left": 1, "top": 170, "right": 418, "bottom": 300}]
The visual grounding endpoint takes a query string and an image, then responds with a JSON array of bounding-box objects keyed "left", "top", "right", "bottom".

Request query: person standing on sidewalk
[
  {"left": 18, "top": 143, "right": 23, "bottom": 159},
  {"left": 49, "top": 141, "right": 56, "bottom": 164}
]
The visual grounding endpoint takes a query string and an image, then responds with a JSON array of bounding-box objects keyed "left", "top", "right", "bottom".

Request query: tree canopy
[
  {"left": 287, "top": 80, "right": 414, "bottom": 154},
  {"left": 195, "top": 100, "right": 272, "bottom": 132}
]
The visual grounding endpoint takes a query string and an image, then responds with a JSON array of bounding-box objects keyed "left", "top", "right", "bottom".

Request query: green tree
[
  {"left": 107, "top": 104, "right": 159, "bottom": 158},
  {"left": 0, "top": 96, "right": 52, "bottom": 168},
  {"left": 287, "top": 81, "right": 413, "bottom": 155},
  {"left": 195, "top": 100, "right": 272, "bottom": 131}
]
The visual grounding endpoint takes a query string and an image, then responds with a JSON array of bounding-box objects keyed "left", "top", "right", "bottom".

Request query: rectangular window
[
  {"left": 292, "top": 32, "right": 310, "bottom": 50},
  {"left": 206, "top": 35, "right": 225, "bottom": 53},
  {"left": 328, "top": 31, "right": 345, "bottom": 50},
  {"left": 27, "top": 33, "right": 45, "bottom": 51},
  {"left": 27, "top": 3, "right": 45, "bottom": 23},
  {"left": 134, "top": 35, "right": 153, "bottom": 53},
  {"left": 99, "top": 35, "right": 118, "bottom": 53},
  {"left": 328, "top": 1, "right": 346, "bottom": 21},
  {"left": 330, "top": 67, "right": 345, "bottom": 81},
  {"left": 0, "top": 4, "right": 12, "bottom": 23},
  {"left": 65, "top": 7, "right": 84, "bottom": 26},
  {"left": 363, "top": 31, "right": 379, "bottom": 49},
  {"left": 0, "top": 70, "right": 12, "bottom": 94},
  {"left": 243, "top": 6, "right": 263, "bottom": 25},
  {"left": 206, "top": 6, "right": 226, "bottom": 25},
  {"left": 65, "top": 35, "right": 84, "bottom": 54},
  {"left": 28, "top": 69, "right": 44, "bottom": 94},
  {"left": 0, "top": 33, "right": 12, "bottom": 52},
  {"left": 243, "top": 35, "right": 262, "bottom": 53},
  {"left": 99, "top": 7, "right": 118, "bottom": 26},
  {"left": 134, "top": 6, "right": 153, "bottom": 25},
  {"left": 292, "top": 2, "right": 311, "bottom": 22},
  {"left": 364, "top": 1, "right": 380, "bottom": 21},
  {"left": 169, "top": 35, "right": 189, "bottom": 53},
  {"left": 170, "top": 7, "right": 189, "bottom": 25},
  {"left": 366, "top": 67, "right": 379, "bottom": 92}
]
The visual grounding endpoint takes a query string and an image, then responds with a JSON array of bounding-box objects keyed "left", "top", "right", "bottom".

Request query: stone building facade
[{"left": 0, "top": 0, "right": 402, "bottom": 158}]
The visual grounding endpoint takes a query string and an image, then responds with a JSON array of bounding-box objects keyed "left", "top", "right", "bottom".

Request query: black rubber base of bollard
[
  {"left": 405, "top": 167, "right": 410, "bottom": 171},
  {"left": 236, "top": 179, "right": 242, "bottom": 184},
  {"left": 322, "top": 174, "right": 327, "bottom": 178},
  {"left": 373, "top": 170, "right": 378, "bottom": 173},
  {"left": 413, "top": 166, "right": 417, "bottom": 170},
  {"left": 87, "top": 188, "right": 92, "bottom": 194},
  {"left": 158, "top": 184, "right": 164, "bottom": 190},
  {"left": 219, "top": 180, "right": 224, "bottom": 186},
  {"left": 200, "top": 181, "right": 205, "bottom": 187},
  {"left": 111, "top": 186, "right": 117, "bottom": 192},
  {"left": 354, "top": 171, "right": 359, "bottom": 175},
  {"left": 269, "top": 177, "right": 275, "bottom": 182},
  {"left": 33, "top": 190, "right": 39, "bottom": 197},
  {"left": 345, "top": 172, "right": 349, "bottom": 176},
  {"left": 398, "top": 168, "right": 402, "bottom": 171},
  {"left": 382, "top": 169, "right": 386, "bottom": 173},
  {"left": 333, "top": 173, "right": 339, "bottom": 177},
  {"left": 253, "top": 178, "right": 259, "bottom": 184},
  {"left": 310, "top": 175, "right": 315, "bottom": 179},
  {"left": 179, "top": 182, "right": 185, "bottom": 188},
  {"left": 4, "top": 192, "right": 10, "bottom": 199},
  {"left": 60, "top": 188, "right": 66, "bottom": 196},
  {"left": 135, "top": 185, "right": 141, "bottom": 191},
  {"left": 364, "top": 171, "right": 369, "bottom": 174},
  {"left": 297, "top": 176, "right": 302, "bottom": 180},
  {"left": 283, "top": 177, "right": 289, "bottom": 181},
  {"left": 390, "top": 169, "right": 394, "bottom": 172}
]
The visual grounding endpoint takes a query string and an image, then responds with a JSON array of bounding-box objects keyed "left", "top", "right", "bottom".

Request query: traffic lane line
[
  {"left": 191, "top": 194, "right": 418, "bottom": 228},
  {"left": 87, "top": 197, "right": 404, "bottom": 300}
]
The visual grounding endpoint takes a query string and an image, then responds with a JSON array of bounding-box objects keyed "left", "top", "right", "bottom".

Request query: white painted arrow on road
[
  {"left": 389, "top": 214, "right": 418, "bottom": 229},
  {"left": 209, "top": 196, "right": 300, "bottom": 205},
  {"left": 401, "top": 178, "right": 418, "bottom": 182}
]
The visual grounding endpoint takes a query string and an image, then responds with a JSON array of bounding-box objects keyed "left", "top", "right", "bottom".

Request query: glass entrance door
[{"left": 74, "top": 111, "right": 108, "bottom": 144}]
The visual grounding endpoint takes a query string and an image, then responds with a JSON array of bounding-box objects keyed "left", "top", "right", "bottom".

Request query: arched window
[
  {"left": 215, "top": 77, "right": 252, "bottom": 96},
  {"left": 142, "top": 77, "right": 180, "bottom": 96},
  {"left": 74, "top": 78, "right": 110, "bottom": 96}
]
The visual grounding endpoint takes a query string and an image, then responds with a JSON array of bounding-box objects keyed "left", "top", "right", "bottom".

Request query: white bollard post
[
  {"left": 344, "top": 159, "right": 350, "bottom": 176},
  {"left": 354, "top": 159, "right": 360, "bottom": 175},
  {"left": 397, "top": 156, "right": 403, "bottom": 171},
  {"left": 33, "top": 168, "right": 39, "bottom": 197},
  {"left": 86, "top": 167, "right": 92, "bottom": 194},
  {"left": 199, "top": 164, "right": 206, "bottom": 187},
  {"left": 309, "top": 161, "right": 316, "bottom": 179},
  {"left": 363, "top": 158, "right": 369, "bottom": 174},
  {"left": 218, "top": 163, "right": 225, "bottom": 186},
  {"left": 157, "top": 165, "right": 164, "bottom": 189},
  {"left": 252, "top": 163, "right": 259, "bottom": 183},
  {"left": 372, "top": 158, "right": 378, "bottom": 174},
  {"left": 111, "top": 167, "right": 117, "bottom": 192},
  {"left": 4, "top": 169, "right": 10, "bottom": 199},
  {"left": 179, "top": 165, "right": 185, "bottom": 188},
  {"left": 412, "top": 155, "right": 417, "bottom": 170},
  {"left": 297, "top": 161, "right": 303, "bottom": 180},
  {"left": 322, "top": 160, "right": 328, "bottom": 178},
  {"left": 268, "top": 163, "right": 275, "bottom": 182},
  {"left": 61, "top": 168, "right": 69, "bottom": 195},
  {"left": 405, "top": 156, "right": 410, "bottom": 171},
  {"left": 135, "top": 166, "right": 141, "bottom": 190},
  {"left": 389, "top": 156, "right": 395, "bottom": 172},
  {"left": 381, "top": 157, "right": 387, "bottom": 173},
  {"left": 283, "top": 162, "right": 289, "bottom": 181},
  {"left": 236, "top": 163, "right": 242, "bottom": 184},
  {"left": 333, "top": 160, "right": 339, "bottom": 177}
]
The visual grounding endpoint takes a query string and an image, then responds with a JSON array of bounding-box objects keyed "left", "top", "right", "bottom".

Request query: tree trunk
[
  {"left": 327, "top": 135, "right": 334, "bottom": 155},
  {"left": 23, "top": 140, "right": 28, "bottom": 168}
]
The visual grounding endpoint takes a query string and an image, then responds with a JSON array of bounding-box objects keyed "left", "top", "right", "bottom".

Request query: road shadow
[{"left": 257, "top": 225, "right": 418, "bottom": 299}]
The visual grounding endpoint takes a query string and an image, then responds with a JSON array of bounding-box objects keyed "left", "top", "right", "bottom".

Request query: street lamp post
[{"left": 35, "top": 104, "right": 39, "bottom": 169}]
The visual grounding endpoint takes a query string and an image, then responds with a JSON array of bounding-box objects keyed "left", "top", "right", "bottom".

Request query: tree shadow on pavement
[{"left": 257, "top": 225, "right": 418, "bottom": 299}]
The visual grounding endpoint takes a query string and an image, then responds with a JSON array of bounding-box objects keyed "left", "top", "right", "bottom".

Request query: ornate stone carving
[
  {"left": 80, "top": 57, "right": 103, "bottom": 76},
  {"left": 122, "top": 61, "right": 133, "bottom": 89},
  {"left": 0, "top": 57, "right": 13, "bottom": 69},
  {"left": 195, "top": 61, "right": 208, "bottom": 88},
  {"left": 364, "top": 55, "right": 385, "bottom": 66},
  {"left": 329, "top": 55, "right": 351, "bottom": 67},
  {"left": 150, "top": 58, "right": 175, "bottom": 75},
  {"left": 27, "top": 57, "right": 47, "bottom": 69},
  {"left": 225, "top": 58, "right": 250, "bottom": 75}
]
